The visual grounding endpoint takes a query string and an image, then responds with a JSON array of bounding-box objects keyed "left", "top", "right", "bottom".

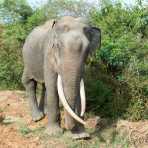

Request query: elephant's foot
[
  {"left": 72, "top": 132, "right": 90, "bottom": 139},
  {"left": 71, "top": 125, "right": 90, "bottom": 139},
  {"left": 32, "top": 110, "right": 44, "bottom": 122},
  {"left": 64, "top": 131, "right": 90, "bottom": 139},
  {"left": 45, "top": 124, "right": 63, "bottom": 136}
]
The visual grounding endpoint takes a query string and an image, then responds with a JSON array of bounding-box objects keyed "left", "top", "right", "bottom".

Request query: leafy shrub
[
  {"left": 87, "top": 2, "right": 148, "bottom": 120},
  {"left": 0, "top": 0, "right": 147, "bottom": 120},
  {"left": 0, "top": 24, "right": 23, "bottom": 89}
]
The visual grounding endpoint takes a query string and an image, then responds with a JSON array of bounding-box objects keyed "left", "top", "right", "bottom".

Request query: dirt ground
[{"left": 0, "top": 91, "right": 148, "bottom": 148}]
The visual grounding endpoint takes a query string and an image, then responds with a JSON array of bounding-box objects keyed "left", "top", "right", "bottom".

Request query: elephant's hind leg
[
  {"left": 22, "top": 71, "right": 44, "bottom": 121},
  {"left": 39, "top": 83, "right": 48, "bottom": 114}
]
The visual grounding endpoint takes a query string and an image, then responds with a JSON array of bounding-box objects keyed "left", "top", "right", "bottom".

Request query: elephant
[{"left": 22, "top": 16, "right": 101, "bottom": 139}]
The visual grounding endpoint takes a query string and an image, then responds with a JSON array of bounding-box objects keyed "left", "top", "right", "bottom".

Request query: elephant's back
[
  {"left": 22, "top": 23, "right": 50, "bottom": 82},
  {"left": 23, "top": 19, "right": 54, "bottom": 55}
]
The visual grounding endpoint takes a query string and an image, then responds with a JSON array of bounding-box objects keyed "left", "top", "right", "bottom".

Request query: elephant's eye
[{"left": 57, "top": 24, "right": 69, "bottom": 33}]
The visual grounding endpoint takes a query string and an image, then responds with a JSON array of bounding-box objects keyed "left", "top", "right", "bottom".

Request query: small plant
[{"left": 19, "top": 126, "right": 32, "bottom": 136}]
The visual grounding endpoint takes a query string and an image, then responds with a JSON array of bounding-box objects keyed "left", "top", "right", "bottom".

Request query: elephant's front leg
[
  {"left": 44, "top": 70, "right": 63, "bottom": 136},
  {"left": 65, "top": 96, "right": 90, "bottom": 139}
]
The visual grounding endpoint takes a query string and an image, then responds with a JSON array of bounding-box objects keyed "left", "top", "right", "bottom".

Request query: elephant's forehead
[{"left": 61, "top": 30, "right": 89, "bottom": 52}]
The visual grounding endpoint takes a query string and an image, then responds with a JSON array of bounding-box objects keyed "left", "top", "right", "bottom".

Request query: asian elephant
[{"left": 22, "top": 16, "right": 101, "bottom": 139}]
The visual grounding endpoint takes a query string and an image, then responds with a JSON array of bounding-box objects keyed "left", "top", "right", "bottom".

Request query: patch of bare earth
[
  {"left": 0, "top": 91, "right": 66, "bottom": 148},
  {"left": 0, "top": 90, "right": 148, "bottom": 148},
  {"left": 117, "top": 120, "right": 148, "bottom": 148}
]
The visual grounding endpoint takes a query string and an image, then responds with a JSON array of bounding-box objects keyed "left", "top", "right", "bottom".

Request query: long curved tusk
[
  {"left": 80, "top": 79, "right": 86, "bottom": 116},
  {"left": 57, "top": 75, "right": 86, "bottom": 125}
]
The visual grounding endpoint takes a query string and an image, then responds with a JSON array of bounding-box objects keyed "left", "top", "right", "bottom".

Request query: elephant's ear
[
  {"left": 84, "top": 27, "right": 101, "bottom": 52},
  {"left": 49, "top": 19, "right": 63, "bottom": 71}
]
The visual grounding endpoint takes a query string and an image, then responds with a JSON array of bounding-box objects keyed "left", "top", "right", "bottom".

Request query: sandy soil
[
  {"left": 0, "top": 91, "right": 66, "bottom": 148},
  {"left": 0, "top": 91, "right": 148, "bottom": 148}
]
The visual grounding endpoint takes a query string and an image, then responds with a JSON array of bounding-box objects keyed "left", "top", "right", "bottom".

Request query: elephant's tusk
[
  {"left": 57, "top": 75, "right": 86, "bottom": 125},
  {"left": 80, "top": 79, "right": 86, "bottom": 116}
]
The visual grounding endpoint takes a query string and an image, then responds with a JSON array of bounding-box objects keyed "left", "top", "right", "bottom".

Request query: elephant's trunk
[
  {"left": 56, "top": 52, "right": 87, "bottom": 128},
  {"left": 57, "top": 75, "right": 86, "bottom": 125}
]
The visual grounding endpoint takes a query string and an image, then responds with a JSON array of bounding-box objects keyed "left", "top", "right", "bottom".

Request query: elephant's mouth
[{"left": 57, "top": 75, "right": 86, "bottom": 125}]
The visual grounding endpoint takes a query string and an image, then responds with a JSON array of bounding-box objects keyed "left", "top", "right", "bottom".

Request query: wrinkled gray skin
[{"left": 22, "top": 16, "right": 101, "bottom": 138}]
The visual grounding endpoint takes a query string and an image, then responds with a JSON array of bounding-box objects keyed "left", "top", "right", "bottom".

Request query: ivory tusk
[
  {"left": 57, "top": 75, "right": 86, "bottom": 125},
  {"left": 80, "top": 79, "right": 86, "bottom": 116}
]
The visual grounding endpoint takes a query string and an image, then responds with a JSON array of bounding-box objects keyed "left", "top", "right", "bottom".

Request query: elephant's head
[{"left": 50, "top": 16, "right": 101, "bottom": 126}]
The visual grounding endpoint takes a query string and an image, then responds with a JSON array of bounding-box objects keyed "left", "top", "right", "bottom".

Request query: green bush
[
  {"left": 0, "top": 0, "right": 147, "bottom": 120},
  {"left": 86, "top": 2, "right": 148, "bottom": 120},
  {"left": 0, "top": 24, "right": 23, "bottom": 89}
]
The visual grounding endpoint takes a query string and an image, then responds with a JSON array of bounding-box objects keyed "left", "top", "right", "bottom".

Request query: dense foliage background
[{"left": 0, "top": 0, "right": 147, "bottom": 121}]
